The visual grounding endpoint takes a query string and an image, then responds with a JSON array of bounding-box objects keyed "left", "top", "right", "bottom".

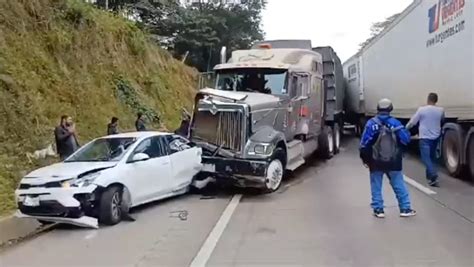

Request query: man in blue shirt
[{"left": 360, "top": 99, "right": 416, "bottom": 218}]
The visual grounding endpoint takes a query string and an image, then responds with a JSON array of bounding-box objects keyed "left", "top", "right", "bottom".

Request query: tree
[
  {"left": 127, "top": 0, "right": 266, "bottom": 72},
  {"left": 359, "top": 13, "right": 400, "bottom": 52}
]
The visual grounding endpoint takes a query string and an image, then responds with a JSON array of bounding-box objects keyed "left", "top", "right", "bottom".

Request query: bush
[{"left": 0, "top": 0, "right": 197, "bottom": 215}]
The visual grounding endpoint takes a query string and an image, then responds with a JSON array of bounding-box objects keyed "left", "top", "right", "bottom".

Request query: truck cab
[{"left": 190, "top": 41, "right": 338, "bottom": 193}]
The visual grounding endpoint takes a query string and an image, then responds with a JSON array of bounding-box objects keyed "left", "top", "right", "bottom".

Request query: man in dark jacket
[
  {"left": 135, "top": 112, "right": 146, "bottom": 131},
  {"left": 107, "top": 117, "right": 119, "bottom": 135},
  {"left": 174, "top": 109, "right": 191, "bottom": 137},
  {"left": 360, "top": 99, "right": 416, "bottom": 218},
  {"left": 55, "top": 115, "right": 79, "bottom": 161}
]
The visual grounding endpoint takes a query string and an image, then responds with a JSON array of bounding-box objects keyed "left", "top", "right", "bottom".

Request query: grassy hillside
[{"left": 0, "top": 0, "right": 198, "bottom": 215}]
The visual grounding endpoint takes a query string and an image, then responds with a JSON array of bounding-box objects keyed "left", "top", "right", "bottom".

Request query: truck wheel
[
  {"left": 467, "top": 134, "right": 474, "bottom": 181},
  {"left": 356, "top": 117, "right": 368, "bottom": 137},
  {"left": 262, "top": 148, "right": 285, "bottom": 193},
  {"left": 318, "top": 126, "right": 334, "bottom": 159},
  {"left": 333, "top": 123, "right": 341, "bottom": 154},
  {"left": 442, "top": 128, "right": 464, "bottom": 177},
  {"left": 99, "top": 186, "right": 123, "bottom": 226}
]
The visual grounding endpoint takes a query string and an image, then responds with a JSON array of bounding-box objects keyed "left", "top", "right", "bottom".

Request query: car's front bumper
[
  {"left": 14, "top": 184, "right": 99, "bottom": 228},
  {"left": 201, "top": 156, "right": 269, "bottom": 188}
]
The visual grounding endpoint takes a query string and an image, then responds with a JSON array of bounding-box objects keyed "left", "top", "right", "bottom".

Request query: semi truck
[
  {"left": 189, "top": 40, "right": 344, "bottom": 193},
  {"left": 343, "top": 0, "right": 474, "bottom": 179}
]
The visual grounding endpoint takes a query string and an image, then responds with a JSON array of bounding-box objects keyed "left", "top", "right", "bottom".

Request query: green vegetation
[{"left": 0, "top": 0, "right": 197, "bottom": 215}]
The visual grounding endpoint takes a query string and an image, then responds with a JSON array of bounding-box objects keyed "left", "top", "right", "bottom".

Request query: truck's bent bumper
[{"left": 201, "top": 156, "right": 269, "bottom": 187}]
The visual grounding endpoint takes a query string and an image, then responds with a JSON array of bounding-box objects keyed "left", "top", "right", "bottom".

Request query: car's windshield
[
  {"left": 65, "top": 137, "right": 137, "bottom": 162},
  {"left": 216, "top": 68, "right": 288, "bottom": 95}
]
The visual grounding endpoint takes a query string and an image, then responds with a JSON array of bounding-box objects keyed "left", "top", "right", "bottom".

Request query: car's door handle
[{"left": 162, "top": 162, "right": 170, "bottom": 166}]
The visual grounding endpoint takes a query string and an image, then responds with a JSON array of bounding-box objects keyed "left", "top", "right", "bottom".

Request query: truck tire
[
  {"left": 262, "top": 148, "right": 286, "bottom": 193},
  {"left": 467, "top": 134, "right": 474, "bottom": 181},
  {"left": 99, "top": 186, "right": 123, "bottom": 226},
  {"left": 333, "top": 123, "right": 341, "bottom": 154},
  {"left": 355, "top": 116, "right": 366, "bottom": 137},
  {"left": 442, "top": 127, "right": 464, "bottom": 177},
  {"left": 318, "top": 126, "right": 334, "bottom": 159}
]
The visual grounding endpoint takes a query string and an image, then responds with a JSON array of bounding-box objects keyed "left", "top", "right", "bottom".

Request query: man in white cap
[{"left": 360, "top": 98, "right": 416, "bottom": 218}]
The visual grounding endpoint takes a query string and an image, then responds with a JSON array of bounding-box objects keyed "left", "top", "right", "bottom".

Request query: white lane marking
[
  {"left": 190, "top": 194, "right": 242, "bottom": 267},
  {"left": 404, "top": 175, "right": 437, "bottom": 195}
]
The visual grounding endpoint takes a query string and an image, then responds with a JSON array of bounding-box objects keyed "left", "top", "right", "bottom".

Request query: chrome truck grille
[{"left": 192, "top": 110, "right": 244, "bottom": 152}]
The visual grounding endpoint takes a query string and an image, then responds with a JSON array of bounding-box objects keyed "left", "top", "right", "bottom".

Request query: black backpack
[{"left": 372, "top": 118, "right": 403, "bottom": 162}]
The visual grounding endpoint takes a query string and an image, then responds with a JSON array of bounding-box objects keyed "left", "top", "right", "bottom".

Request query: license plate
[
  {"left": 24, "top": 196, "right": 40, "bottom": 207},
  {"left": 202, "top": 164, "right": 216, "bottom": 173}
]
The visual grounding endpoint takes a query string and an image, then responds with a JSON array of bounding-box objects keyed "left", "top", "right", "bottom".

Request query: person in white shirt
[{"left": 406, "top": 93, "right": 445, "bottom": 187}]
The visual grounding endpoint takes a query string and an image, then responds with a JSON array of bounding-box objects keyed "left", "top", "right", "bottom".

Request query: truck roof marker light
[{"left": 258, "top": 43, "right": 272, "bottom": 49}]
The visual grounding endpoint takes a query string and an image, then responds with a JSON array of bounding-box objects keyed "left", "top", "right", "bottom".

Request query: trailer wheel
[
  {"left": 318, "top": 126, "right": 334, "bottom": 159},
  {"left": 467, "top": 134, "right": 474, "bottom": 181},
  {"left": 442, "top": 128, "right": 464, "bottom": 177},
  {"left": 333, "top": 123, "right": 341, "bottom": 154},
  {"left": 356, "top": 117, "right": 368, "bottom": 137}
]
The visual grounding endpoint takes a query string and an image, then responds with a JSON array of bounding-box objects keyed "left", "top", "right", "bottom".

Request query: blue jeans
[
  {"left": 370, "top": 171, "right": 411, "bottom": 210},
  {"left": 419, "top": 138, "right": 439, "bottom": 181}
]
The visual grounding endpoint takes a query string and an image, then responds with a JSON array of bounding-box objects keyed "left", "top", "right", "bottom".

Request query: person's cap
[{"left": 377, "top": 98, "right": 393, "bottom": 113}]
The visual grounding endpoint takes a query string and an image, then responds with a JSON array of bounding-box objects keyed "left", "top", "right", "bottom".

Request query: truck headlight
[
  {"left": 71, "top": 172, "right": 101, "bottom": 188},
  {"left": 253, "top": 144, "right": 272, "bottom": 155},
  {"left": 254, "top": 144, "right": 267, "bottom": 154}
]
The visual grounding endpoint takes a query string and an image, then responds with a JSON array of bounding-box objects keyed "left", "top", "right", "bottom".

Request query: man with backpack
[{"left": 360, "top": 98, "right": 416, "bottom": 218}]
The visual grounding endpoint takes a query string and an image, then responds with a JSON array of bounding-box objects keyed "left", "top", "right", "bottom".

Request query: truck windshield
[{"left": 216, "top": 68, "right": 288, "bottom": 95}]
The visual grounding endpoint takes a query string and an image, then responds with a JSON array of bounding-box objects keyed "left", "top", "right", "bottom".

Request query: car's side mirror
[{"left": 131, "top": 153, "right": 150, "bottom": 163}]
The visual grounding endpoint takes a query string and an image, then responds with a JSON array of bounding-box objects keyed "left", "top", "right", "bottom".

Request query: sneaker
[
  {"left": 373, "top": 209, "right": 385, "bottom": 218},
  {"left": 400, "top": 209, "right": 417, "bottom": 217},
  {"left": 429, "top": 179, "right": 440, "bottom": 187}
]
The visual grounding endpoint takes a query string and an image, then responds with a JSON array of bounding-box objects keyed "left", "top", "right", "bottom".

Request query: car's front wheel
[{"left": 99, "top": 186, "right": 123, "bottom": 226}]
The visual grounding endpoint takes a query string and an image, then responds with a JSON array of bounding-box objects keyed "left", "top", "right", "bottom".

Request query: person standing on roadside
[
  {"left": 406, "top": 93, "right": 445, "bottom": 187},
  {"left": 360, "top": 99, "right": 416, "bottom": 219},
  {"left": 54, "top": 115, "right": 79, "bottom": 161},
  {"left": 135, "top": 112, "right": 147, "bottom": 132},
  {"left": 107, "top": 117, "right": 120, "bottom": 135}
]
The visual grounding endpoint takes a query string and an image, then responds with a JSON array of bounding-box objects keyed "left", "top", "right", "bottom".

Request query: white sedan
[{"left": 15, "top": 132, "right": 202, "bottom": 228}]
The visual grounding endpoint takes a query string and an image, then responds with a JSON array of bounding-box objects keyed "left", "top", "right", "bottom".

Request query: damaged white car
[{"left": 15, "top": 132, "right": 202, "bottom": 228}]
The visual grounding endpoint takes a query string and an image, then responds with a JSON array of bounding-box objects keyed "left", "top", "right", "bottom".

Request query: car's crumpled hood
[{"left": 22, "top": 162, "right": 116, "bottom": 184}]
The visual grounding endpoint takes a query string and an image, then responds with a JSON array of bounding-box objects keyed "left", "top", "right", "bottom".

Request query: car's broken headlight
[{"left": 66, "top": 172, "right": 101, "bottom": 188}]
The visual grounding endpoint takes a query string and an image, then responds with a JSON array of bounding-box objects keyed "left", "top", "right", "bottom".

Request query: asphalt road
[{"left": 1, "top": 138, "right": 473, "bottom": 267}]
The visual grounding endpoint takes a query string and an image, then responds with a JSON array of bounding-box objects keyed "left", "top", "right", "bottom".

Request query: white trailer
[{"left": 344, "top": 0, "right": 474, "bottom": 179}]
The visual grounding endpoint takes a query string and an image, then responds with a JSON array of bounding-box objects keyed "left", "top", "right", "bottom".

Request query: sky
[{"left": 262, "top": 0, "right": 413, "bottom": 62}]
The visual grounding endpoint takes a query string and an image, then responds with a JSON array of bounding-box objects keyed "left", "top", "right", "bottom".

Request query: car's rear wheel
[{"left": 99, "top": 186, "right": 123, "bottom": 226}]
